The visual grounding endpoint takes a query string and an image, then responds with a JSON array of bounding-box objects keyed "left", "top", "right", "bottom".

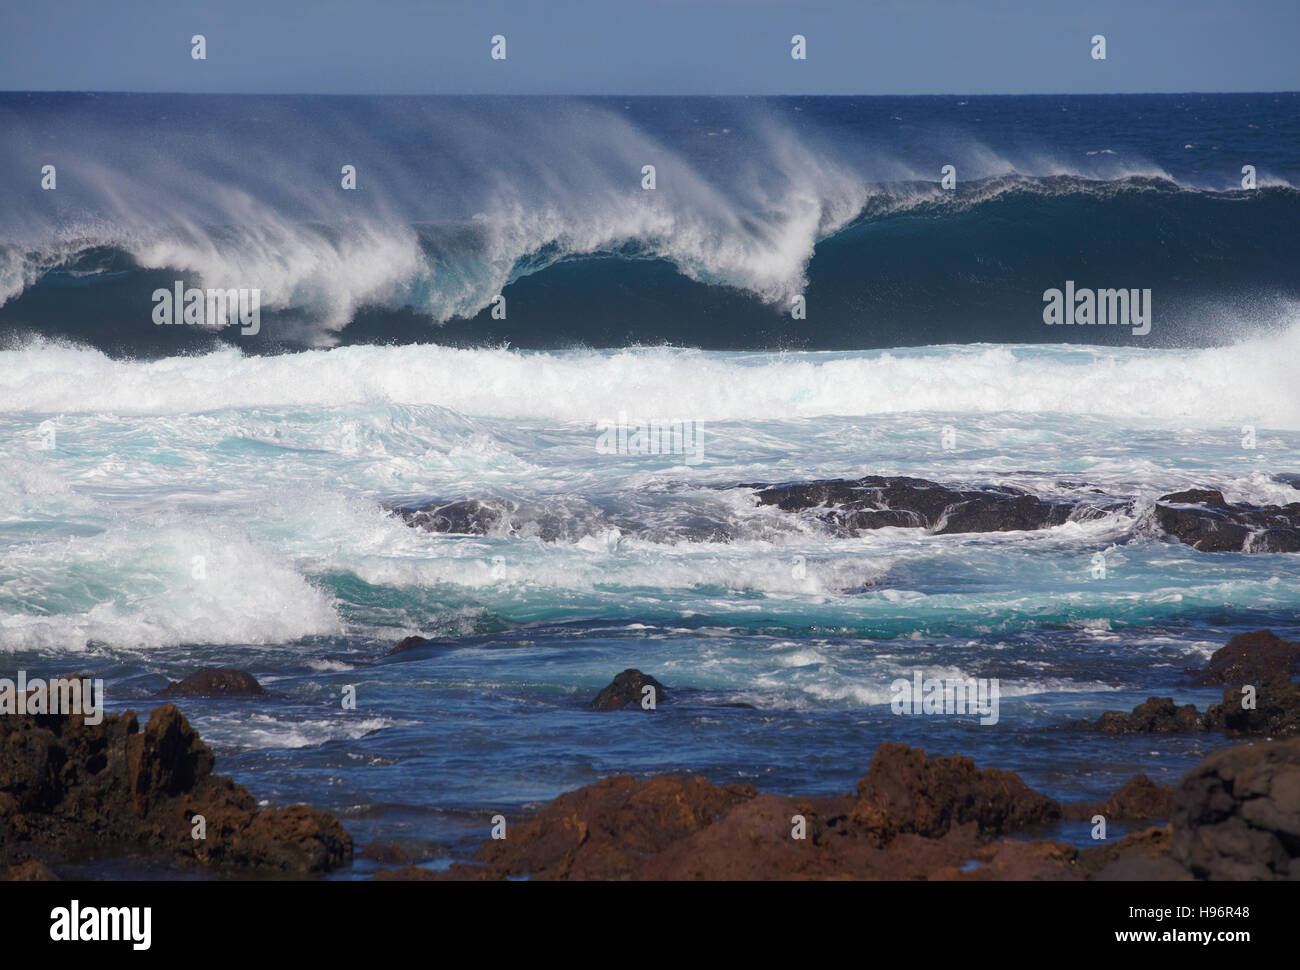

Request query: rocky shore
[
  {"left": 6, "top": 626, "right": 1297, "bottom": 881},
  {"left": 0, "top": 699, "right": 352, "bottom": 880},
  {"left": 375, "top": 737, "right": 1297, "bottom": 881},
  {"left": 369, "top": 628, "right": 1300, "bottom": 881}
]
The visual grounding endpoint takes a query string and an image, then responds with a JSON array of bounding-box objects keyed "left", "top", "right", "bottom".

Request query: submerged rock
[
  {"left": 0, "top": 702, "right": 352, "bottom": 874},
  {"left": 391, "top": 497, "right": 734, "bottom": 544},
  {"left": 157, "top": 667, "right": 265, "bottom": 697}
]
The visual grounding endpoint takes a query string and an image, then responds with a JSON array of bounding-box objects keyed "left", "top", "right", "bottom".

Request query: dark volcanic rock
[
  {"left": 1071, "top": 679, "right": 1300, "bottom": 738},
  {"left": 749, "top": 475, "right": 1082, "bottom": 536},
  {"left": 0, "top": 702, "right": 352, "bottom": 874},
  {"left": 1154, "top": 489, "right": 1300, "bottom": 552},
  {"left": 850, "top": 743, "right": 1061, "bottom": 842},
  {"left": 388, "top": 635, "right": 442, "bottom": 655},
  {"left": 1072, "top": 697, "right": 1206, "bottom": 734},
  {"left": 591, "top": 670, "right": 668, "bottom": 710},
  {"left": 1171, "top": 736, "right": 1300, "bottom": 880},
  {"left": 392, "top": 498, "right": 733, "bottom": 544},
  {"left": 1203, "top": 676, "right": 1300, "bottom": 738},
  {"left": 1193, "top": 630, "right": 1300, "bottom": 685},
  {"left": 157, "top": 667, "right": 265, "bottom": 698},
  {"left": 396, "top": 498, "right": 515, "bottom": 536}
]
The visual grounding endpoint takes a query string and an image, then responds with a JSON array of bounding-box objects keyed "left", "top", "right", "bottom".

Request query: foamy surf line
[{"left": 3, "top": 328, "right": 1299, "bottom": 427}]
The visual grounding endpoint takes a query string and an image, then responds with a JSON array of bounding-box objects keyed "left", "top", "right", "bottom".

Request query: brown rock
[
  {"left": 3, "top": 860, "right": 58, "bottom": 881},
  {"left": 1076, "top": 825, "right": 1179, "bottom": 878},
  {"left": 475, "top": 774, "right": 753, "bottom": 879},
  {"left": 1073, "top": 697, "right": 1205, "bottom": 734},
  {"left": 1193, "top": 630, "right": 1300, "bottom": 686},
  {"left": 850, "top": 743, "right": 1061, "bottom": 843},
  {"left": 360, "top": 842, "right": 411, "bottom": 864},
  {"left": 374, "top": 864, "right": 443, "bottom": 881},
  {"left": 0, "top": 702, "right": 351, "bottom": 874},
  {"left": 1062, "top": 775, "right": 1176, "bottom": 821},
  {"left": 157, "top": 667, "right": 265, "bottom": 698},
  {"left": 1202, "top": 676, "right": 1300, "bottom": 738}
]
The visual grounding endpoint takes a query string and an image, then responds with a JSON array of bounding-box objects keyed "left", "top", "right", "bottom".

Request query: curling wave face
[{"left": 1, "top": 93, "right": 1297, "bottom": 350}]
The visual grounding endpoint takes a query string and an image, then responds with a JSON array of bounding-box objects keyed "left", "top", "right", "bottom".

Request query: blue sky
[{"left": 1, "top": 0, "right": 1296, "bottom": 95}]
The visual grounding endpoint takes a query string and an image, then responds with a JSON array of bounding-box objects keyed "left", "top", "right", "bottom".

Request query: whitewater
[
  {"left": 4, "top": 323, "right": 1300, "bottom": 424},
  {"left": 2, "top": 93, "right": 1297, "bottom": 872}
]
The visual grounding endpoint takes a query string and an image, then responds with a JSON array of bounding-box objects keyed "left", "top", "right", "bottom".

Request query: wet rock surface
[
  {"left": 1071, "top": 697, "right": 1207, "bottom": 734},
  {"left": 379, "top": 744, "right": 1143, "bottom": 881},
  {"left": 1071, "top": 681, "right": 1300, "bottom": 738},
  {"left": 394, "top": 498, "right": 517, "bottom": 536},
  {"left": 157, "top": 667, "right": 266, "bottom": 697},
  {"left": 1071, "top": 629, "right": 1300, "bottom": 737},
  {"left": 1154, "top": 489, "right": 1300, "bottom": 552},
  {"left": 390, "top": 497, "right": 734, "bottom": 544},
  {"left": 0, "top": 702, "right": 352, "bottom": 875},
  {"left": 367, "top": 733, "right": 1300, "bottom": 881},
  {"left": 590, "top": 669, "right": 668, "bottom": 710},
  {"left": 749, "top": 475, "right": 1086, "bottom": 535},
  {"left": 1193, "top": 630, "right": 1300, "bottom": 685},
  {"left": 391, "top": 477, "right": 1300, "bottom": 551},
  {"left": 372, "top": 733, "right": 1300, "bottom": 881}
]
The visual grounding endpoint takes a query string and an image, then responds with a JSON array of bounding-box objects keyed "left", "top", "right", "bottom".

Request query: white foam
[
  {"left": 4, "top": 320, "right": 1299, "bottom": 427},
  {"left": 0, "top": 520, "right": 342, "bottom": 651}
]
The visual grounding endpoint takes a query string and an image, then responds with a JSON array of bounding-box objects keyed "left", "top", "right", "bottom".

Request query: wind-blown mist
[{"left": 2, "top": 93, "right": 1298, "bottom": 351}]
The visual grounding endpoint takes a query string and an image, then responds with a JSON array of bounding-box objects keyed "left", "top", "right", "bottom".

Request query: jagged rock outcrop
[
  {"left": 1154, "top": 489, "right": 1300, "bottom": 552},
  {"left": 849, "top": 742, "right": 1061, "bottom": 842},
  {"left": 0, "top": 701, "right": 351, "bottom": 874}
]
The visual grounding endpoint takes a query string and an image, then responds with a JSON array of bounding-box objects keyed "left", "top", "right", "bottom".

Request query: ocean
[{"left": 1, "top": 93, "right": 1297, "bottom": 877}]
